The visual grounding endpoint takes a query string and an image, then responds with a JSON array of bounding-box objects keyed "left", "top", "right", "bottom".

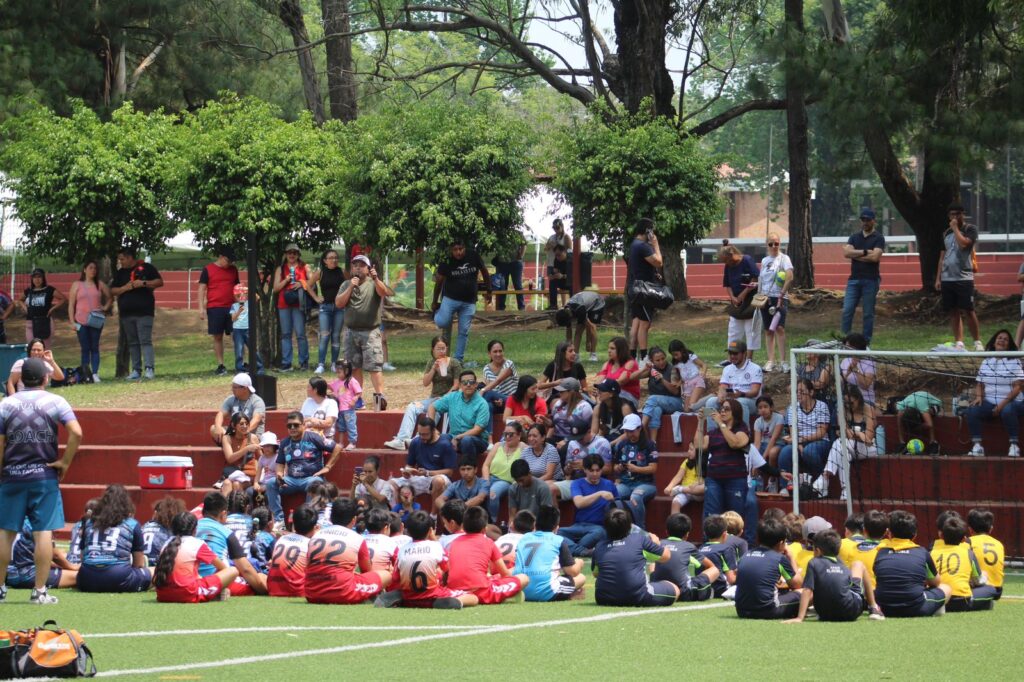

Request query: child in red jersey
[
  {"left": 446, "top": 507, "right": 529, "bottom": 604},
  {"left": 304, "top": 498, "right": 392, "bottom": 604},
  {"left": 154, "top": 512, "right": 238, "bottom": 603},
  {"left": 267, "top": 504, "right": 317, "bottom": 597}
]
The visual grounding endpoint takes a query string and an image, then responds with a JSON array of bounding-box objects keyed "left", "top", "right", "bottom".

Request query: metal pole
[
  {"left": 790, "top": 345, "right": 800, "bottom": 515},
  {"left": 534, "top": 236, "right": 541, "bottom": 311},
  {"left": 1007, "top": 145, "right": 1012, "bottom": 250},
  {"left": 247, "top": 232, "right": 260, "bottom": 377},
  {"left": 612, "top": 254, "right": 617, "bottom": 290},
  {"left": 833, "top": 352, "right": 853, "bottom": 517},
  {"left": 384, "top": 254, "right": 390, "bottom": 286}
]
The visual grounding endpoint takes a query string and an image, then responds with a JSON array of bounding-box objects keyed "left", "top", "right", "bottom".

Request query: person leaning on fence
[
  {"left": 966, "top": 329, "right": 1024, "bottom": 458},
  {"left": 626, "top": 218, "right": 663, "bottom": 366}
]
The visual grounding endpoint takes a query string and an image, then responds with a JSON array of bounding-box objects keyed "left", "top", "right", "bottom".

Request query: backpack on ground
[{"left": 0, "top": 620, "right": 96, "bottom": 678}]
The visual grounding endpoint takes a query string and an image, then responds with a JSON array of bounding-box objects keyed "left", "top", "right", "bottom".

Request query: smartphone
[
  {"left": 702, "top": 406, "right": 716, "bottom": 418},
  {"left": 354, "top": 466, "right": 364, "bottom": 477}
]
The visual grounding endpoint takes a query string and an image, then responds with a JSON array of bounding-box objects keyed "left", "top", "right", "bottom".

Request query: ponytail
[{"left": 153, "top": 537, "right": 182, "bottom": 589}]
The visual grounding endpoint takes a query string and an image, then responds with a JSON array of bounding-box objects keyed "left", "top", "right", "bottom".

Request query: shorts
[
  {"left": 677, "top": 572, "right": 714, "bottom": 602},
  {"left": 344, "top": 327, "right": 384, "bottom": 373},
  {"left": 630, "top": 297, "right": 653, "bottom": 323},
  {"left": 157, "top": 574, "right": 225, "bottom": 603},
  {"left": 880, "top": 587, "right": 948, "bottom": 618},
  {"left": 818, "top": 579, "right": 866, "bottom": 621},
  {"left": 306, "top": 571, "right": 383, "bottom": 604},
  {"left": 392, "top": 474, "right": 449, "bottom": 496},
  {"left": 550, "top": 576, "right": 579, "bottom": 601},
  {"left": 727, "top": 317, "right": 761, "bottom": 351},
  {"left": 0, "top": 479, "right": 64, "bottom": 532},
  {"left": 207, "top": 307, "right": 233, "bottom": 336},
  {"left": 471, "top": 576, "right": 523, "bottom": 604},
  {"left": 229, "top": 577, "right": 257, "bottom": 596},
  {"left": 401, "top": 586, "right": 468, "bottom": 608},
  {"left": 570, "top": 304, "right": 604, "bottom": 326},
  {"left": 940, "top": 280, "right": 975, "bottom": 312},
  {"left": 554, "top": 479, "right": 575, "bottom": 499},
  {"left": 8, "top": 568, "right": 61, "bottom": 589},
  {"left": 948, "top": 585, "right": 998, "bottom": 612},
  {"left": 77, "top": 563, "right": 151, "bottom": 593},
  {"left": 759, "top": 297, "right": 787, "bottom": 329},
  {"left": 736, "top": 590, "right": 801, "bottom": 619}
]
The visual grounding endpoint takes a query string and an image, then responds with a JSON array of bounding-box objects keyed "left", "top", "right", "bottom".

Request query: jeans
[
  {"left": 703, "top": 476, "right": 748, "bottom": 519},
  {"left": 743, "top": 481, "right": 759, "bottom": 545},
  {"left": 967, "top": 399, "right": 1024, "bottom": 442},
  {"left": 482, "top": 389, "right": 509, "bottom": 414},
  {"left": 317, "top": 303, "right": 345, "bottom": 367},
  {"left": 76, "top": 324, "right": 101, "bottom": 374},
  {"left": 395, "top": 398, "right": 437, "bottom": 442},
  {"left": 493, "top": 260, "right": 525, "bottom": 310},
  {"left": 265, "top": 475, "right": 325, "bottom": 523},
  {"left": 705, "top": 396, "right": 757, "bottom": 427},
  {"left": 779, "top": 439, "right": 831, "bottom": 477},
  {"left": 841, "top": 278, "right": 880, "bottom": 344},
  {"left": 616, "top": 481, "right": 656, "bottom": 530},
  {"left": 642, "top": 395, "right": 684, "bottom": 429},
  {"left": 558, "top": 523, "right": 608, "bottom": 554},
  {"left": 487, "top": 475, "right": 513, "bottom": 521},
  {"left": 455, "top": 434, "right": 490, "bottom": 459},
  {"left": 278, "top": 307, "right": 309, "bottom": 368},
  {"left": 434, "top": 297, "right": 476, "bottom": 361},
  {"left": 121, "top": 316, "right": 154, "bottom": 372},
  {"left": 232, "top": 329, "right": 263, "bottom": 372},
  {"left": 339, "top": 409, "right": 358, "bottom": 444}
]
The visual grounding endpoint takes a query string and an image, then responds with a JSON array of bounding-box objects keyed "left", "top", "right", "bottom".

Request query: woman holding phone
[{"left": 697, "top": 398, "right": 750, "bottom": 518}]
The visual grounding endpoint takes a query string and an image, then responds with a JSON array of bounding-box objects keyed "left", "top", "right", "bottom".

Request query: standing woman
[
  {"left": 272, "top": 243, "right": 311, "bottom": 371},
  {"left": 308, "top": 249, "right": 346, "bottom": 375},
  {"left": 699, "top": 398, "right": 750, "bottom": 518},
  {"left": 68, "top": 261, "right": 112, "bottom": 383},
  {"left": 537, "top": 341, "right": 588, "bottom": 405},
  {"left": 22, "top": 268, "right": 65, "bottom": 348},
  {"left": 759, "top": 234, "right": 794, "bottom": 372}
]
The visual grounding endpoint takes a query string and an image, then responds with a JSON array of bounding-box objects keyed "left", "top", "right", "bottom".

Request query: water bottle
[
  {"left": 952, "top": 394, "right": 960, "bottom": 416},
  {"left": 875, "top": 424, "right": 886, "bottom": 455},
  {"left": 769, "top": 308, "right": 782, "bottom": 332}
]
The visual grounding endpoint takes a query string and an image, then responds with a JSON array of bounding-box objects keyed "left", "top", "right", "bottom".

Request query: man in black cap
[
  {"left": 0, "top": 358, "right": 82, "bottom": 604},
  {"left": 198, "top": 245, "right": 240, "bottom": 376},
  {"left": 841, "top": 208, "right": 885, "bottom": 344}
]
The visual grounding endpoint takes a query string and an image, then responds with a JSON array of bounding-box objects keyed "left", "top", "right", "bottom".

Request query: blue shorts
[
  {"left": 77, "top": 563, "right": 151, "bottom": 593},
  {"left": 678, "top": 573, "right": 714, "bottom": 602},
  {"left": 0, "top": 479, "right": 64, "bottom": 532},
  {"left": 8, "top": 568, "right": 62, "bottom": 589},
  {"left": 880, "top": 587, "right": 947, "bottom": 618},
  {"left": 207, "top": 307, "right": 233, "bottom": 336}
]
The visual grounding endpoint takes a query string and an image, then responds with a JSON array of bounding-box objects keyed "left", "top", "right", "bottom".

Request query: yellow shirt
[
  {"left": 787, "top": 541, "right": 814, "bottom": 576},
  {"left": 839, "top": 535, "right": 865, "bottom": 567},
  {"left": 679, "top": 462, "right": 700, "bottom": 487},
  {"left": 969, "top": 533, "right": 1005, "bottom": 588},
  {"left": 930, "top": 540, "right": 978, "bottom": 598},
  {"left": 487, "top": 443, "right": 523, "bottom": 483},
  {"left": 844, "top": 537, "right": 885, "bottom": 585}
]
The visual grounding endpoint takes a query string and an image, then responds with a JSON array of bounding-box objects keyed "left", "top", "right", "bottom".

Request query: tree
[
  {"left": 170, "top": 95, "right": 347, "bottom": 366},
  {"left": 552, "top": 107, "right": 723, "bottom": 300}
]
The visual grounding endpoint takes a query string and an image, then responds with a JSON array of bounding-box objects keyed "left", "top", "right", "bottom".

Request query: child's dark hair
[
  {"left": 388, "top": 512, "right": 403, "bottom": 535},
  {"left": 250, "top": 507, "right": 271, "bottom": 541},
  {"left": 756, "top": 395, "right": 774, "bottom": 409},
  {"left": 762, "top": 507, "right": 786, "bottom": 522},
  {"left": 535, "top": 505, "right": 560, "bottom": 532},
  {"left": 813, "top": 529, "right": 842, "bottom": 557},
  {"left": 888, "top": 510, "right": 917, "bottom": 539},
  {"left": 458, "top": 453, "right": 478, "bottom": 469},
  {"left": 666, "top": 513, "right": 692, "bottom": 539},
  {"left": 463, "top": 506, "right": 488, "bottom": 533},
  {"left": 93, "top": 484, "right": 136, "bottom": 532},
  {"left": 512, "top": 510, "right": 536, "bottom": 534},
  {"left": 151, "top": 496, "right": 187, "bottom": 530},
  {"left": 330, "top": 498, "right": 359, "bottom": 527},
  {"left": 365, "top": 508, "right": 391, "bottom": 534},
  {"left": 703, "top": 514, "right": 727, "bottom": 540},
  {"left": 967, "top": 508, "right": 995, "bottom": 534},
  {"left": 406, "top": 510, "right": 433, "bottom": 540},
  {"left": 202, "top": 491, "right": 228, "bottom": 518},
  {"left": 440, "top": 499, "right": 466, "bottom": 526},
  {"left": 667, "top": 339, "right": 693, "bottom": 362},
  {"left": 581, "top": 454, "right": 604, "bottom": 472},
  {"left": 941, "top": 517, "right": 969, "bottom": 546},
  {"left": 604, "top": 507, "right": 632, "bottom": 541},
  {"left": 844, "top": 513, "right": 865, "bottom": 535},
  {"left": 337, "top": 360, "right": 354, "bottom": 387},
  {"left": 227, "top": 490, "right": 250, "bottom": 516},
  {"left": 510, "top": 458, "right": 530, "bottom": 480},
  {"left": 756, "top": 518, "right": 788, "bottom": 547},
  {"left": 363, "top": 455, "right": 381, "bottom": 472},
  {"left": 153, "top": 512, "right": 198, "bottom": 589},
  {"left": 864, "top": 509, "right": 889, "bottom": 538},
  {"left": 936, "top": 509, "right": 962, "bottom": 533},
  {"left": 555, "top": 308, "right": 572, "bottom": 327},
  {"left": 292, "top": 504, "right": 318, "bottom": 535},
  {"left": 307, "top": 481, "right": 329, "bottom": 511}
]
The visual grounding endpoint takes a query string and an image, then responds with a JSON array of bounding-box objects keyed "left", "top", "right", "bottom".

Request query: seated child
[
  {"left": 593, "top": 508, "right": 679, "bottom": 607},
  {"left": 154, "top": 512, "right": 238, "bottom": 603},
  {"left": 838, "top": 513, "right": 866, "bottom": 567},
  {"left": 438, "top": 499, "right": 466, "bottom": 551},
  {"left": 142, "top": 496, "right": 186, "bottom": 567},
  {"left": 381, "top": 510, "right": 478, "bottom": 609},
  {"left": 931, "top": 516, "right": 998, "bottom": 612},
  {"left": 734, "top": 517, "right": 802, "bottom": 619},
  {"left": 650, "top": 513, "right": 718, "bottom": 602},
  {"left": 721, "top": 510, "right": 749, "bottom": 558},
  {"left": 248, "top": 507, "right": 275, "bottom": 571},
  {"left": 391, "top": 485, "right": 422, "bottom": 525},
  {"left": 967, "top": 508, "right": 1004, "bottom": 599},
  {"left": 497, "top": 510, "right": 536, "bottom": 569},
  {"left": 782, "top": 513, "right": 815, "bottom": 577},
  {"left": 390, "top": 512, "right": 412, "bottom": 549},
  {"left": 65, "top": 498, "right": 99, "bottom": 566},
  {"left": 225, "top": 491, "right": 254, "bottom": 556},
  {"left": 364, "top": 508, "right": 400, "bottom": 572},
  {"left": 697, "top": 515, "right": 738, "bottom": 598},
  {"left": 304, "top": 498, "right": 392, "bottom": 604},
  {"left": 514, "top": 506, "right": 584, "bottom": 602},
  {"left": 785, "top": 529, "right": 884, "bottom": 622},
  {"left": 446, "top": 507, "right": 528, "bottom": 604},
  {"left": 841, "top": 509, "right": 888, "bottom": 586},
  {"left": 874, "top": 510, "right": 951, "bottom": 618},
  {"left": 267, "top": 504, "right": 316, "bottom": 597},
  {"left": 663, "top": 446, "right": 704, "bottom": 514},
  {"left": 7, "top": 518, "right": 78, "bottom": 591}
]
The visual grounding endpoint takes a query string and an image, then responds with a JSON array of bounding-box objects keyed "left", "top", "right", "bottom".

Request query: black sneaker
[
  {"left": 279, "top": 364, "right": 293, "bottom": 373},
  {"left": 927, "top": 441, "right": 941, "bottom": 455},
  {"left": 433, "top": 597, "right": 464, "bottom": 610},
  {"left": 298, "top": 363, "right": 310, "bottom": 371},
  {"left": 374, "top": 590, "right": 403, "bottom": 608},
  {"left": 215, "top": 364, "right": 227, "bottom": 376}
]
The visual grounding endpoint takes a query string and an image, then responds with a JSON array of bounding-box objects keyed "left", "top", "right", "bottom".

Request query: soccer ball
[
  {"left": 774, "top": 270, "right": 786, "bottom": 287},
  {"left": 906, "top": 439, "right": 925, "bottom": 455}
]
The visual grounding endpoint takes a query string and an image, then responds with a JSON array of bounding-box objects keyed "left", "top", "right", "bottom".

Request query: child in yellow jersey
[
  {"left": 838, "top": 513, "right": 866, "bottom": 566},
  {"left": 786, "top": 515, "right": 829, "bottom": 576},
  {"left": 842, "top": 509, "right": 888, "bottom": 586},
  {"left": 968, "top": 508, "right": 1005, "bottom": 599},
  {"left": 931, "top": 517, "right": 997, "bottom": 611}
]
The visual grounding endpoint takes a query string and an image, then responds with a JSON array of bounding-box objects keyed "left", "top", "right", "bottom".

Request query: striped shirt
[
  {"left": 521, "top": 443, "right": 563, "bottom": 481},
  {"left": 793, "top": 400, "right": 830, "bottom": 440},
  {"left": 484, "top": 359, "right": 519, "bottom": 397}
]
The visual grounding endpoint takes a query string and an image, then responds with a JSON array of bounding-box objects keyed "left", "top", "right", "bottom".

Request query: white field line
[
  {"left": 97, "top": 601, "right": 733, "bottom": 678},
  {"left": 86, "top": 625, "right": 481, "bottom": 638}
]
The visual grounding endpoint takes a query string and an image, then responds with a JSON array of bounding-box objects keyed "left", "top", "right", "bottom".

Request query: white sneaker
[
  {"left": 588, "top": 353, "right": 598, "bottom": 363},
  {"left": 30, "top": 588, "right": 57, "bottom": 604},
  {"left": 1009, "top": 444, "right": 1021, "bottom": 458},
  {"left": 125, "top": 370, "right": 141, "bottom": 381},
  {"left": 763, "top": 361, "right": 776, "bottom": 372},
  {"left": 315, "top": 364, "right": 325, "bottom": 375},
  {"left": 92, "top": 374, "right": 101, "bottom": 383},
  {"left": 969, "top": 443, "right": 985, "bottom": 457},
  {"left": 384, "top": 438, "right": 406, "bottom": 451},
  {"left": 839, "top": 489, "right": 848, "bottom": 502},
  {"left": 382, "top": 362, "right": 397, "bottom": 372},
  {"left": 868, "top": 604, "right": 885, "bottom": 621},
  {"left": 0, "top": 585, "right": 7, "bottom": 603},
  {"left": 143, "top": 367, "right": 155, "bottom": 380},
  {"left": 344, "top": 443, "right": 356, "bottom": 451},
  {"left": 637, "top": 357, "right": 650, "bottom": 371},
  {"left": 955, "top": 341, "right": 966, "bottom": 351},
  {"left": 780, "top": 362, "right": 790, "bottom": 372},
  {"left": 974, "top": 340, "right": 984, "bottom": 351},
  {"left": 812, "top": 476, "right": 829, "bottom": 498},
  {"left": 721, "top": 585, "right": 737, "bottom": 601}
]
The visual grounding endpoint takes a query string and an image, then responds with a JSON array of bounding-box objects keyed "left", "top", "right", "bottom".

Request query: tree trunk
[
  {"left": 257, "top": 261, "right": 280, "bottom": 369},
  {"left": 661, "top": 235, "right": 689, "bottom": 301},
  {"left": 277, "top": 0, "right": 326, "bottom": 125},
  {"left": 784, "top": 0, "right": 814, "bottom": 289},
  {"left": 322, "top": 0, "right": 357, "bottom": 121},
  {"left": 612, "top": 0, "right": 675, "bottom": 117}
]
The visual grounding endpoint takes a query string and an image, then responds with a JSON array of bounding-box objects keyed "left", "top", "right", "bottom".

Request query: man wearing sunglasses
[
  {"left": 428, "top": 370, "right": 492, "bottom": 460},
  {"left": 841, "top": 207, "right": 885, "bottom": 344},
  {"left": 265, "top": 410, "right": 343, "bottom": 524}
]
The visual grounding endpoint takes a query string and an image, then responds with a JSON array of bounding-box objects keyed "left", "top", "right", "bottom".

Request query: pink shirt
[
  {"left": 73, "top": 282, "right": 102, "bottom": 325},
  {"left": 330, "top": 377, "right": 363, "bottom": 411}
]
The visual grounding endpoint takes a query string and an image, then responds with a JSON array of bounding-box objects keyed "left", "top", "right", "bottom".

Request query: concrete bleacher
[{"left": 57, "top": 408, "right": 1024, "bottom": 557}]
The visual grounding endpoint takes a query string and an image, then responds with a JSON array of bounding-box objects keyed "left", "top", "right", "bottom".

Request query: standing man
[
  {"left": 547, "top": 244, "right": 572, "bottom": 310},
  {"left": 935, "top": 202, "right": 982, "bottom": 351},
  {"left": 432, "top": 240, "right": 491, "bottom": 363},
  {"left": 337, "top": 254, "right": 394, "bottom": 411},
  {"left": 265, "top": 411, "right": 343, "bottom": 524},
  {"left": 0, "top": 358, "right": 82, "bottom": 604},
  {"left": 198, "top": 245, "right": 240, "bottom": 376},
  {"left": 627, "top": 218, "right": 663, "bottom": 366},
  {"left": 720, "top": 244, "right": 760, "bottom": 361},
  {"left": 111, "top": 247, "right": 164, "bottom": 380},
  {"left": 492, "top": 236, "right": 527, "bottom": 311},
  {"left": 841, "top": 208, "right": 885, "bottom": 345}
]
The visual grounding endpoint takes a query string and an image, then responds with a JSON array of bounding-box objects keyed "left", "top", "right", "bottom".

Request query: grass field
[{"left": 1, "top": 574, "right": 1020, "bottom": 680}]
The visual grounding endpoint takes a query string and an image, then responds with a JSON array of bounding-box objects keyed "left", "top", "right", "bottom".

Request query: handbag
[
  {"left": 726, "top": 294, "right": 755, "bottom": 319},
  {"left": 85, "top": 310, "right": 105, "bottom": 330},
  {"left": 751, "top": 293, "right": 769, "bottom": 309},
  {"left": 630, "top": 279, "right": 674, "bottom": 310}
]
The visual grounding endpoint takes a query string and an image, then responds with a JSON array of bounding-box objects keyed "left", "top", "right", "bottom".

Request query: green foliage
[
  {"left": 0, "top": 102, "right": 182, "bottom": 262},
  {"left": 337, "top": 100, "right": 535, "bottom": 257},
  {"left": 552, "top": 105, "right": 723, "bottom": 253}
]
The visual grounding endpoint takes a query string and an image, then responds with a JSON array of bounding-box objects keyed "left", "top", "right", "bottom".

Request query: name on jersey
[
  {"left": 6, "top": 429, "right": 57, "bottom": 445},
  {"left": 403, "top": 544, "right": 434, "bottom": 556}
]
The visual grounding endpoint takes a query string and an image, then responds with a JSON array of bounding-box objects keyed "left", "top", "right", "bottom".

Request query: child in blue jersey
[
  {"left": 248, "top": 507, "right": 276, "bottom": 571},
  {"left": 734, "top": 517, "right": 802, "bottom": 619},
  {"left": 8, "top": 518, "right": 78, "bottom": 590},
  {"left": 697, "top": 515, "right": 738, "bottom": 597},
  {"left": 874, "top": 510, "right": 951, "bottom": 618},
  {"left": 225, "top": 491, "right": 254, "bottom": 555},
  {"left": 65, "top": 498, "right": 98, "bottom": 565},
  {"left": 515, "top": 506, "right": 585, "bottom": 601},
  {"left": 785, "top": 529, "right": 885, "bottom": 623},
  {"left": 592, "top": 508, "right": 678, "bottom": 606},
  {"left": 651, "top": 513, "right": 719, "bottom": 601},
  {"left": 142, "top": 496, "right": 186, "bottom": 566},
  {"left": 76, "top": 485, "right": 153, "bottom": 592},
  {"left": 195, "top": 492, "right": 267, "bottom": 596}
]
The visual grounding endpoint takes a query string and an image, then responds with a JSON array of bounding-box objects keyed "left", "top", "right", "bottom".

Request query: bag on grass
[{"left": 0, "top": 621, "right": 96, "bottom": 678}]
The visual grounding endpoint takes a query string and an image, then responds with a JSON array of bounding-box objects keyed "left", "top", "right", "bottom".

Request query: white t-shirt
[
  {"left": 301, "top": 396, "right": 340, "bottom": 438},
  {"left": 793, "top": 400, "right": 830, "bottom": 440},
  {"left": 840, "top": 357, "right": 876, "bottom": 406},
  {"left": 720, "top": 360, "right": 763, "bottom": 396},
  {"left": 759, "top": 253, "right": 793, "bottom": 298},
  {"left": 977, "top": 358, "right": 1024, "bottom": 405},
  {"left": 355, "top": 477, "right": 396, "bottom": 506},
  {"left": 9, "top": 358, "right": 56, "bottom": 391}
]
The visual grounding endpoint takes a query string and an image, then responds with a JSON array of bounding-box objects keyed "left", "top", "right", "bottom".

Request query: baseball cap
[
  {"left": 725, "top": 340, "right": 747, "bottom": 354},
  {"left": 232, "top": 373, "right": 256, "bottom": 394},
  {"left": 352, "top": 254, "right": 372, "bottom": 267},
  {"left": 217, "top": 244, "right": 236, "bottom": 261},
  {"left": 802, "top": 516, "right": 833, "bottom": 539},
  {"left": 622, "top": 414, "right": 642, "bottom": 431},
  {"left": 555, "top": 377, "right": 581, "bottom": 393},
  {"left": 284, "top": 243, "right": 300, "bottom": 253},
  {"left": 594, "top": 378, "right": 620, "bottom": 394},
  {"left": 859, "top": 207, "right": 876, "bottom": 220},
  {"left": 568, "top": 417, "right": 590, "bottom": 438},
  {"left": 259, "top": 431, "right": 279, "bottom": 447},
  {"left": 20, "top": 358, "right": 48, "bottom": 386}
]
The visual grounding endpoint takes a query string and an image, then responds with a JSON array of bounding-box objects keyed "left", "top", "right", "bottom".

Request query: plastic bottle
[{"left": 875, "top": 424, "right": 886, "bottom": 455}]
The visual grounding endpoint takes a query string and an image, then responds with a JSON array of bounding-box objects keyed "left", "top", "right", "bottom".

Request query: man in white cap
[
  {"left": 209, "top": 373, "right": 266, "bottom": 444},
  {"left": 612, "top": 413, "right": 659, "bottom": 530},
  {"left": 336, "top": 254, "right": 394, "bottom": 411}
]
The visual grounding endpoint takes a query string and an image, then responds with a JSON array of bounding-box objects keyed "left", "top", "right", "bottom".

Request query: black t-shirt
[
  {"left": 438, "top": 251, "right": 487, "bottom": 303},
  {"left": 734, "top": 546, "right": 796, "bottom": 614},
  {"left": 804, "top": 556, "right": 863, "bottom": 620},
  {"left": 542, "top": 361, "right": 586, "bottom": 384},
  {"left": 847, "top": 231, "right": 885, "bottom": 280},
  {"left": 24, "top": 286, "right": 55, "bottom": 320},
  {"left": 627, "top": 238, "right": 656, "bottom": 284},
  {"left": 651, "top": 537, "right": 699, "bottom": 588},
  {"left": 112, "top": 262, "right": 161, "bottom": 317},
  {"left": 318, "top": 267, "right": 346, "bottom": 302}
]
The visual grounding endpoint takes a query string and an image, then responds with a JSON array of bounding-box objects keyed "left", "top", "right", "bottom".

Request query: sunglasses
[
  {"left": 767, "top": 242, "right": 779, "bottom": 247},
  {"left": 286, "top": 422, "right": 302, "bottom": 429},
  {"left": 503, "top": 431, "right": 518, "bottom": 438},
  {"left": 460, "top": 379, "right": 476, "bottom": 386}
]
